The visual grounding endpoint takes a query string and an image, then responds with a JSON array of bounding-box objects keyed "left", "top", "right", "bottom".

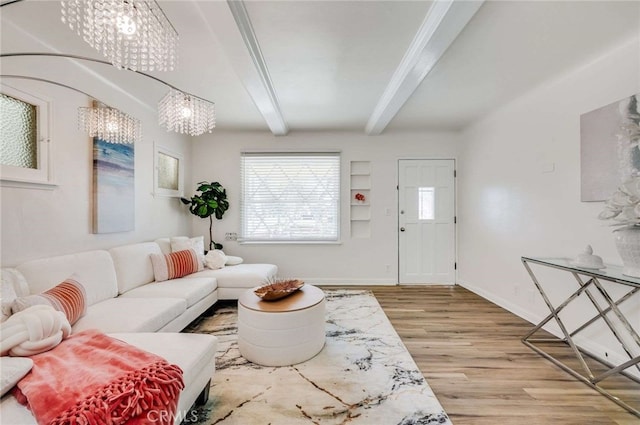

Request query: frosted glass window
[
  {"left": 157, "top": 152, "right": 179, "bottom": 190},
  {"left": 241, "top": 152, "right": 340, "bottom": 242},
  {"left": 418, "top": 187, "right": 435, "bottom": 220},
  {"left": 0, "top": 93, "right": 37, "bottom": 169}
]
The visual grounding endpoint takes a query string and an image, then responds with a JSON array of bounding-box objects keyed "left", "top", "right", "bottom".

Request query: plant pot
[{"left": 614, "top": 225, "right": 640, "bottom": 278}]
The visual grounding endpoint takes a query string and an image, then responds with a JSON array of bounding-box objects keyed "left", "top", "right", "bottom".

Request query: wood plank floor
[{"left": 366, "top": 285, "right": 640, "bottom": 425}]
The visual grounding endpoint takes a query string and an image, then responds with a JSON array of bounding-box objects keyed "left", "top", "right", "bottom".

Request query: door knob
[{"left": 400, "top": 227, "right": 405, "bottom": 232}]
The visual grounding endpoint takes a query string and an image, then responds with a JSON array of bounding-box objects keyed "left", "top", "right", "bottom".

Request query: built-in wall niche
[{"left": 350, "top": 161, "right": 371, "bottom": 238}]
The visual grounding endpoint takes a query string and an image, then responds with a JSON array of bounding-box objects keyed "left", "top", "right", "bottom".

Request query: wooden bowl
[{"left": 254, "top": 279, "right": 305, "bottom": 301}]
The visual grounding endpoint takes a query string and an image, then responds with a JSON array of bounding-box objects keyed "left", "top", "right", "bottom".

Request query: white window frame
[
  {"left": 0, "top": 84, "right": 54, "bottom": 189},
  {"left": 240, "top": 152, "right": 341, "bottom": 244},
  {"left": 153, "top": 143, "right": 184, "bottom": 197}
]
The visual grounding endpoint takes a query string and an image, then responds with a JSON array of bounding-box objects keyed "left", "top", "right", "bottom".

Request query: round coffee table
[{"left": 237, "top": 284, "right": 326, "bottom": 367}]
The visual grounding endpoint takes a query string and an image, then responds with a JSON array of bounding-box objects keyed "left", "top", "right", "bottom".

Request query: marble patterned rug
[{"left": 184, "top": 289, "right": 451, "bottom": 425}]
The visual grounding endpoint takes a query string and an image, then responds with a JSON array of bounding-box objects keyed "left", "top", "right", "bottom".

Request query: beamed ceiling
[{"left": 1, "top": 0, "right": 639, "bottom": 136}]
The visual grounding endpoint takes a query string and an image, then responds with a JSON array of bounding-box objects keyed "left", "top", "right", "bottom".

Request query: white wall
[
  {"left": 0, "top": 80, "right": 193, "bottom": 266},
  {"left": 190, "top": 130, "right": 460, "bottom": 284},
  {"left": 457, "top": 36, "right": 640, "bottom": 363}
]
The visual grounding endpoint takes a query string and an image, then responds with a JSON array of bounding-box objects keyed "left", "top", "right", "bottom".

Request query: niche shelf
[{"left": 350, "top": 161, "right": 371, "bottom": 238}]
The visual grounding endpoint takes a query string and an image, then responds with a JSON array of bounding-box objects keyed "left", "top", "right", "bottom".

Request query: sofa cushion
[
  {"left": 72, "top": 297, "right": 186, "bottom": 334},
  {"left": 16, "top": 251, "right": 118, "bottom": 307},
  {"left": 109, "top": 332, "right": 217, "bottom": 396},
  {"left": 120, "top": 277, "right": 217, "bottom": 308},
  {"left": 12, "top": 277, "right": 86, "bottom": 325},
  {"left": 154, "top": 237, "right": 172, "bottom": 255},
  {"left": 109, "top": 242, "right": 163, "bottom": 294},
  {"left": 226, "top": 255, "right": 244, "bottom": 266},
  {"left": 186, "top": 264, "right": 278, "bottom": 288}
]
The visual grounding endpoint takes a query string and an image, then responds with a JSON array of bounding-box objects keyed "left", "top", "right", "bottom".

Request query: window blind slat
[{"left": 241, "top": 153, "right": 340, "bottom": 242}]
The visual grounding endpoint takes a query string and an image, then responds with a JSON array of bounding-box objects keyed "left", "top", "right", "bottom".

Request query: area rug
[{"left": 184, "top": 289, "right": 451, "bottom": 424}]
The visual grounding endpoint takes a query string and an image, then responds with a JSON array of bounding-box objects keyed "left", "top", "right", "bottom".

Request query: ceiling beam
[
  {"left": 365, "top": 0, "right": 484, "bottom": 135},
  {"left": 186, "top": 0, "right": 288, "bottom": 136},
  {"left": 193, "top": 0, "right": 288, "bottom": 135},
  {"left": 227, "top": 0, "right": 288, "bottom": 136}
]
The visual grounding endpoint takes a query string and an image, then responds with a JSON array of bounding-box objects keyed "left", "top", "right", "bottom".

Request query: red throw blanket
[{"left": 14, "top": 329, "right": 184, "bottom": 425}]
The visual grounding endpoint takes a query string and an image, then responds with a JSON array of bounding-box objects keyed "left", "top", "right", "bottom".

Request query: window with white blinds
[{"left": 241, "top": 152, "right": 340, "bottom": 242}]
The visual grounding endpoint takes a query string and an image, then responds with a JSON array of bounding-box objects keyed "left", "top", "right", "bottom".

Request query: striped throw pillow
[
  {"left": 150, "top": 249, "right": 200, "bottom": 282},
  {"left": 11, "top": 277, "right": 87, "bottom": 325}
]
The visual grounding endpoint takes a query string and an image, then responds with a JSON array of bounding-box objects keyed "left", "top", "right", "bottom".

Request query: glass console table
[{"left": 521, "top": 257, "right": 640, "bottom": 417}]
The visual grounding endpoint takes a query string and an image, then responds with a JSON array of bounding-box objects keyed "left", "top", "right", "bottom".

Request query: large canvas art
[
  {"left": 580, "top": 93, "right": 640, "bottom": 202},
  {"left": 93, "top": 138, "right": 135, "bottom": 233}
]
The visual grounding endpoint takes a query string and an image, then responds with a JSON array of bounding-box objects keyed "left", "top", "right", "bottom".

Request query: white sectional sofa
[
  {"left": 154, "top": 237, "right": 278, "bottom": 300},
  {"left": 0, "top": 236, "right": 278, "bottom": 424}
]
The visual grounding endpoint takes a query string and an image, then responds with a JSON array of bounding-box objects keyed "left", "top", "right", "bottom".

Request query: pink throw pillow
[
  {"left": 151, "top": 249, "right": 200, "bottom": 282},
  {"left": 12, "top": 277, "right": 87, "bottom": 325}
]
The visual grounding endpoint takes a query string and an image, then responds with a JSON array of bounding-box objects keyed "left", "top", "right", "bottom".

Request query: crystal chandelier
[
  {"left": 61, "top": 0, "right": 178, "bottom": 72},
  {"left": 78, "top": 103, "right": 141, "bottom": 144},
  {"left": 158, "top": 89, "right": 216, "bottom": 137}
]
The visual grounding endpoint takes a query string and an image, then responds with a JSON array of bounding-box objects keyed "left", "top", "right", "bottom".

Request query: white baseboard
[
  {"left": 457, "top": 279, "right": 543, "bottom": 327},
  {"left": 300, "top": 278, "right": 397, "bottom": 286},
  {"left": 457, "top": 279, "right": 638, "bottom": 379}
]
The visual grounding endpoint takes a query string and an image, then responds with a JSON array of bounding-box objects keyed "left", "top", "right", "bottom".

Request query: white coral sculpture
[{"left": 599, "top": 177, "right": 640, "bottom": 227}]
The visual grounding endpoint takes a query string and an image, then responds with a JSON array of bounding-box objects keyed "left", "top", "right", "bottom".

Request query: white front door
[{"left": 398, "top": 159, "right": 456, "bottom": 284}]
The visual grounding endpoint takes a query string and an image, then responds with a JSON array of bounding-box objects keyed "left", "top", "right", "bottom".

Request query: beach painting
[{"left": 93, "top": 138, "right": 135, "bottom": 233}]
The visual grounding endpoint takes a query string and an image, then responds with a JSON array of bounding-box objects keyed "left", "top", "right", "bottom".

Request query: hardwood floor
[{"left": 367, "top": 285, "right": 640, "bottom": 425}]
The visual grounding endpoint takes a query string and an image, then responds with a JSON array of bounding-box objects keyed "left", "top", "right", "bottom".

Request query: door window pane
[{"left": 418, "top": 187, "right": 435, "bottom": 220}]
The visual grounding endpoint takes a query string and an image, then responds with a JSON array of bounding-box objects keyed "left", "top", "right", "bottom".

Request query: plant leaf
[{"left": 197, "top": 205, "right": 209, "bottom": 217}]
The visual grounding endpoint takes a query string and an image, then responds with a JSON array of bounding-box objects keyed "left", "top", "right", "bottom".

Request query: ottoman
[{"left": 238, "top": 285, "right": 326, "bottom": 366}]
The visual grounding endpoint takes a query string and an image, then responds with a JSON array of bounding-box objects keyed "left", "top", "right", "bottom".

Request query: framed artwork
[
  {"left": 93, "top": 138, "right": 135, "bottom": 233},
  {"left": 154, "top": 144, "right": 183, "bottom": 197},
  {"left": 580, "top": 92, "right": 640, "bottom": 202}
]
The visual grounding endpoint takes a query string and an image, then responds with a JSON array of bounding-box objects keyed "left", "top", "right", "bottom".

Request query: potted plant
[{"left": 181, "top": 181, "right": 229, "bottom": 250}]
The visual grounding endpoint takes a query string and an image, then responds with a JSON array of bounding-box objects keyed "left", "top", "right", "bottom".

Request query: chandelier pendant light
[
  {"left": 61, "top": 0, "right": 178, "bottom": 72},
  {"left": 158, "top": 89, "right": 216, "bottom": 137},
  {"left": 1, "top": 52, "right": 218, "bottom": 138},
  {"left": 78, "top": 102, "right": 141, "bottom": 144}
]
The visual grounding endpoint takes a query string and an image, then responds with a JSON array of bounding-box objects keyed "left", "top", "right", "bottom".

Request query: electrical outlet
[
  {"left": 385, "top": 264, "right": 391, "bottom": 273},
  {"left": 225, "top": 232, "right": 238, "bottom": 241}
]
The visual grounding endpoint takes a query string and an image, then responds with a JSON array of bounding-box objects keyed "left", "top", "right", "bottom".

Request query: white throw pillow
[
  {"left": 1, "top": 305, "right": 71, "bottom": 357},
  {"left": 205, "top": 250, "right": 227, "bottom": 270},
  {"left": 170, "top": 236, "right": 205, "bottom": 270},
  {"left": 0, "top": 357, "right": 33, "bottom": 396},
  {"left": 225, "top": 255, "right": 244, "bottom": 266},
  {"left": 1, "top": 269, "right": 29, "bottom": 322}
]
